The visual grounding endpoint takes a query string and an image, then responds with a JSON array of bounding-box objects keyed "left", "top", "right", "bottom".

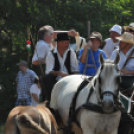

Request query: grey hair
[{"left": 37, "top": 26, "right": 51, "bottom": 41}]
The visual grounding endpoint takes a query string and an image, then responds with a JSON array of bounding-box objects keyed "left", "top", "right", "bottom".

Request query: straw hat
[
  {"left": 123, "top": 23, "right": 134, "bottom": 31},
  {"left": 109, "top": 24, "right": 122, "bottom": 35},
  {"left": 116, "top": 32, "right": 134, "bottom": 44},
  {"left": 75, "top": 33, "right": 87, "bottom": 52}
]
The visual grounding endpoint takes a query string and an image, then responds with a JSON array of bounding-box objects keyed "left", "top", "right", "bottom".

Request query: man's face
[
  {"left": 19, "top": 65, "right": 24, "bottom": 71},
  {"left": 45, "top": 31, "right": 53, "bottom": 44},
  {"left": 110, "top": 31, "right": 120, "bottom": 40},
  {"left": 58, "top": 40, "right": 70, "bottom": 51},
  {"left": 90, "top": 38, "right": 101, "bottom": 50},
  {"left": 119, "top": 41, "right": 128, "bottom": 50}
]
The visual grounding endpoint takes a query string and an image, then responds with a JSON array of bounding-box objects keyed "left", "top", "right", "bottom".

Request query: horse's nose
[{"left": 102, "top": 93, "right": 114, "bottom": 113}]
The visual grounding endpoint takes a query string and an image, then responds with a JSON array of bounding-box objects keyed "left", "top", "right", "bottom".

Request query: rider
[
  {"left": 110, "top": 32, "right": 134, "bottom": 91},
  {"left": 110, "top": 32, "right": 134, "bottom": 134},
  {"left": 44, "top": 32, "right": 79, "bottom": 101},
  {"left": 79, "top": 32, "right": 107, "bottom": 76}
]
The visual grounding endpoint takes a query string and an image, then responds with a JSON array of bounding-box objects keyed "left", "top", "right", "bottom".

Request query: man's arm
[
  {"left": 80, "top": 41, "right": 92, "bottom": 64},
  {"left": 53, "top": 29, "right": 77, "bottom": 38},
  {"left": 32, "top": 44, "right": 47, "bottom": 65},
  {"left": 50, "top": 71, "right": 68, "bottom": 77},
  {"left": 120, "top": 69, "right": 134, "bottom": 75},
  {"left": 31, "top": 94, "right": 39, "bottom": 102},
  {"left": 32, "top": 58, "right": 45, "bottom": 65},
  {"left": 29, "top": 70, "right": 37, "bottom": 82}
]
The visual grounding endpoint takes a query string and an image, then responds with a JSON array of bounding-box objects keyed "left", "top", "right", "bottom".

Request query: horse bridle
[{"left": 98, "top": 64, "right": 121, "bottom": 103}]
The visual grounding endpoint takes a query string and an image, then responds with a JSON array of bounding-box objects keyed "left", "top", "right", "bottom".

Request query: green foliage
[
  {"left": 0, "top": 0, "right": 134, "bottom": 123},
  {"left": 0, "top": 123, "right": 5, "bottom": 134}
]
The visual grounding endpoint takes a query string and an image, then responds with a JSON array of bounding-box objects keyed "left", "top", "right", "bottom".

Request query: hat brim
[
  {"left": 123, "top": 26, "right": 134, "bottom": 31},
  {"left": 116, "top": 37, "right": 134, "bottom": 44},
  {"left": 55, "top": 38, "right": 70, "bottom": 42},
  {"left": 90, "top": 36, "right": 102, "bottom": 42}
]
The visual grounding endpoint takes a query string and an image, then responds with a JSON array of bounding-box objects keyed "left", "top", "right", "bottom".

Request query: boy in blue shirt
[{"left": 79, "top": 32, "right": 107, "bottom": 76}]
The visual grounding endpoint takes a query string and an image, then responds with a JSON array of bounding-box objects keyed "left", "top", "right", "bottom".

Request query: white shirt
[
  {"left": 32, "top": 40, "right": 51, "bottom": 63},
  {"left": 103, "top": 38, "right": 120, "bottom": 58},
  {"left": 45, "top": 47, "right": 79, "bottom": 80},
  {"left": 30, "top": 84, "right": 41, "bottom": 106},
  {"left": 110, "top": 46, "right": 134, "bottom": 72}
]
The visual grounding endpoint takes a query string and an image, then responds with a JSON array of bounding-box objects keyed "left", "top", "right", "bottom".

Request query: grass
[{"left": 0, "top": 123, "right": 5, "bottom": 134}]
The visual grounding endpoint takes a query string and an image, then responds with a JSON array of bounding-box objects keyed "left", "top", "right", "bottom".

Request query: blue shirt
[
  {"left": 15, "top": 69, "right": 37, "bottom": 99},
  {"left": 79, "top": 48, "right": 107, "bottom": 76}
]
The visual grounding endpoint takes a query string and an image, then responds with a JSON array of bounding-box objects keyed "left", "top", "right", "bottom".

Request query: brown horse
[{"left": 5, "top": 105, "right": 58, "bottom": 134}]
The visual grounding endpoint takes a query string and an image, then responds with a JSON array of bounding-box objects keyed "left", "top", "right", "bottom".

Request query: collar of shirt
[{"left": 53, "top": 46, "right": 70, "bottom": 54}]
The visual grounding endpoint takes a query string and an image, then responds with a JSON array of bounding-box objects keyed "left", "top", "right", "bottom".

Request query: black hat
[{"left": 55, "top": 33, "right": 70, "bottom": 42}]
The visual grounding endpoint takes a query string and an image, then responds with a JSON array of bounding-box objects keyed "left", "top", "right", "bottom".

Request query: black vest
[{"left": 51, "top": 50, "right": 72, "bottom": 74}]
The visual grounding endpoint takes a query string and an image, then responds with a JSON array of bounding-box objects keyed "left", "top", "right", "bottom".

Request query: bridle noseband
[{"left": 98, "top": 64, "right": 121, "bottom": 102}]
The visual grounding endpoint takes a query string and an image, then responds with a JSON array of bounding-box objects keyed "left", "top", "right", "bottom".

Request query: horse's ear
[
  {"left": 114, "top": 52, "right": 120, "bottom": 64},
  {"left": 99, "top": 52, "right": 104, "bottom": 65}
]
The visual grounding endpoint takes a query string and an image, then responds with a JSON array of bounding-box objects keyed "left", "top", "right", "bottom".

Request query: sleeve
[
  {"left": 30, "top": 84, "right": 37, "bottom": 94},
  {"left": 45, "top": 52, "right": 55, "bottom": 74},
  {"left": 110, "top": 50, "right": 117, "bottom": 61},
  {"left": 70, "top": 50, "right": 79, "bottom": 72},
  {"left": 29, "top": 70, "right": 37, "bottom": 82},
  {"left": 37, "top": 44, "right": 47, "bottom": 59}
]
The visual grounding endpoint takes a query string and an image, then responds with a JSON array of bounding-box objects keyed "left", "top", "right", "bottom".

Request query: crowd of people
[
  {"left": 14, "top": 23, "right": 134, "bottom": 134},
  {"left": 15, "top": 23, "right": 134, "bottom": 107}
]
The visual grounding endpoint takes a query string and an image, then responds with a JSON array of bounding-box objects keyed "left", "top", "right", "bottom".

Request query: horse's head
[{"left": 97, "top": 52, "right": 120, "bottom": 113}]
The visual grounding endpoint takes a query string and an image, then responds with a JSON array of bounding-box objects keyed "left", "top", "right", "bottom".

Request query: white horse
[{"left": 50, "top": 53, "right": 121, "bottom": 134}]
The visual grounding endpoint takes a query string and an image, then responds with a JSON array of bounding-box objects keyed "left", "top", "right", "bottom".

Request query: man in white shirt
[
  {"left": 103, "top": 24, "right": 122, "bottom": 58},
  {"left": 32, "top": 26, "right": 53, "bottom": 66},
  {"left": 110, "top": 32, "right": 134, "bottom": 76},
  {"left": 110, "top": 32, "right": 134, "bottom": 134},
  {"left": 44, "top": 33, "right": 79, "bottom": 100}
]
